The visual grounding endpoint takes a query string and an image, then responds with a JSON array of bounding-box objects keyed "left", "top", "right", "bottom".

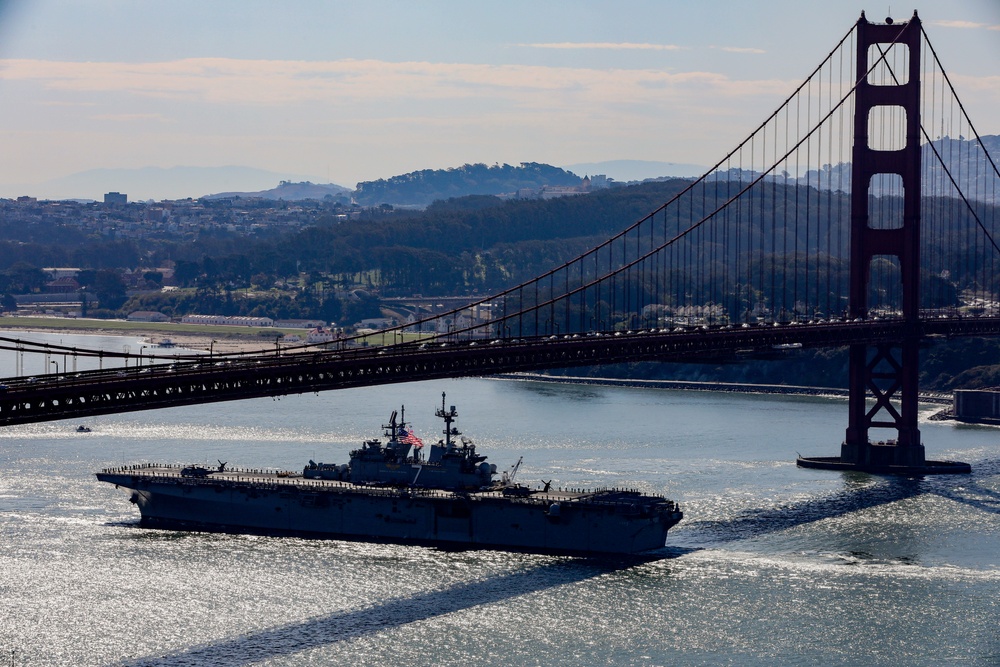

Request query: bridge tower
[
  {"left": 799, "top": 11, "right": 969, "bottom": 474},
  {"left": 842, "top": 11, "right": 924, "bottom": 468}
]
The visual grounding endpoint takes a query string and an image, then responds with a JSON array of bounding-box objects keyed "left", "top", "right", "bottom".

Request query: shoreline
[
  {"left": 504, "top": 372, "right": 955, "bottom": 406},
  {"left": 0, "top": 319, "right": 290, "bottom": 354}
]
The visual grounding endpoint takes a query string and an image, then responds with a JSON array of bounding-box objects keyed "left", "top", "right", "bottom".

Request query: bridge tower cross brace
[{"left": 841, "top": 11, "right": 925, "bottom": 468}]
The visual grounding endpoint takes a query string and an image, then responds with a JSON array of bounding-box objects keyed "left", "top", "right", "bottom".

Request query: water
[{"left": 1, "top": 332, "right": 1000, "bottom": 666}]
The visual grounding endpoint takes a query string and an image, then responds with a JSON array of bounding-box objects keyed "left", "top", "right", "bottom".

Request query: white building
[{"left": 181, "top": 314, "right": 274, "bottom": 327}]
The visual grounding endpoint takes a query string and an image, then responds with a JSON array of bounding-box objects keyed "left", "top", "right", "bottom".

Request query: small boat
[{"left": 76, "top": 425, "right": 92, "bottom": 433}]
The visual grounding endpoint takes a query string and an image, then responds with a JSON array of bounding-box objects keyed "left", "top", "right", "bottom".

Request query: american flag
[{"left": 398, "top": 427, "right": 424, "bottom": 449}]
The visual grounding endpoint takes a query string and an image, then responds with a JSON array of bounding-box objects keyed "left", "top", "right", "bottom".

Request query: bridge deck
[{"left": 3, "top": 317, "right": 999, "bottom": 426}]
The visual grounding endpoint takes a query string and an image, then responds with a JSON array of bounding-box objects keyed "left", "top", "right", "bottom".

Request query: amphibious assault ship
[{"left": 96, "top": 394, "right": 683, "bottom": 555}]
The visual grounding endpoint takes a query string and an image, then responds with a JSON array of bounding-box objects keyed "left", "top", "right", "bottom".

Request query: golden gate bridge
[{"left": 1, "top": 11, "right": 998, "bottom": 474}]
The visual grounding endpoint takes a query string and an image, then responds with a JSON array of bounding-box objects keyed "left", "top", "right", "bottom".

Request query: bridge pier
[
  {"left": 796, "top": 453, "right": 969, "bottom": 475},
  {"left": 796, "top": 11, "right": 969, "bottom": 475},
  {"left": 838, "top": 440, "right": 928, "bottom": 471}
]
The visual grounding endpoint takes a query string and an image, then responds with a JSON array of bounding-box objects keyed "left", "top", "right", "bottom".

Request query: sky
[{"left": 0, "top": 0, "right": 998, "bottom": 200}]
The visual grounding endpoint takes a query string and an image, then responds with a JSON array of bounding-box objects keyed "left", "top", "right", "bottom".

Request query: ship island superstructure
[{"left": 97, "top": 394, "right": 682, "bottom": 555}]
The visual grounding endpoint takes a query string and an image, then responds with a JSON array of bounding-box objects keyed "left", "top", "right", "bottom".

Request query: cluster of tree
[
  {"left": 0, "top": 235, "right": 144, "bottom": 271},
  {"left": 552, "top": 335, "right": 1000, "bottom": 393},
  {"left": 353, "top": 162, "right": 583, "bottom": 207},
  {"left": 120, "top": 287, "right": 377, "bottom": 324},
  {"left": 266, "top": 179, "right": 693, "bottom": 291},
  {"left": 0, "top": 265, "right": 131, "bottom": 310}
]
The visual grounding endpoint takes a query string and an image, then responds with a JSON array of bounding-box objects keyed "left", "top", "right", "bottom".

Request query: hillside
[
  {"left": 353, "top": 162, "right": 583, "bottom": 207},
  {"left": 796, "top": 134, "right": 1000, "bottom": 203},
  {"left": 562, "top": 159, "right": 707, "bottom": 182},
  {"left": 203, "top": 181, "right": 352, "bottom": 202}
]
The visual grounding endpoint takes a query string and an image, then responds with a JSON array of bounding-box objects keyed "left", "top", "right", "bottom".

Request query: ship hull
[{"left": 98, "top": 468, "right": 681, "bottom": 555}]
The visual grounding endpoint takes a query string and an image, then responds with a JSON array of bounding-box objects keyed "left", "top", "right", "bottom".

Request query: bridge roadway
[{"left": 1, "top": 316, "right": 998, "bottom": 426}]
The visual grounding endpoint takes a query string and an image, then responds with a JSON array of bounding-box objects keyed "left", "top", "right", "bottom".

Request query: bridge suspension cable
[{"left": 916, "top": 24, "right": 1000, "bottom": 315}]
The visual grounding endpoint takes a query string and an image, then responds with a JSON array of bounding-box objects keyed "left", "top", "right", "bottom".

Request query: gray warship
[{"left": 97, "top": 394, "right": 683, "bottom": 555}]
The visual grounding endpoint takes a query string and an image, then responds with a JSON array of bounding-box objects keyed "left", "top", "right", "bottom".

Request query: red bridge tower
[{"left": 798, "top": 11, "right": 970, "bottom": 474}]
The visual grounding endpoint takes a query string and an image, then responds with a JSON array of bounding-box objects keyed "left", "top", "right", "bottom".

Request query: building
[
  {"left": 104, "top": 192, "right": 127, "bottom": 206},
  {"left": 43, "top": 267, "right": 81, "bottom": 280},
  {"left": 953, "top": 389, "right": 1000, "bottom": 423},
  {"left": 181, "top": 314, "right": 274, "bottom": 327},
  {"left": 306, "top": 327, "right": 339, "bottom": 344},
  {"left": 44, "top": 276, "right": 81, "bottom": 293},
  {"left": 226, "top": 315, "right": 274, "bottom": 327}
]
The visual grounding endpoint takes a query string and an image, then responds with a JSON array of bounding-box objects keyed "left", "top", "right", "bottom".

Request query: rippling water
[{"left": 1, "top": 333, "right": 999, "bottom": 665}]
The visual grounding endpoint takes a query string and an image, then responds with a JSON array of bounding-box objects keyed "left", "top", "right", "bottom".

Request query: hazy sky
[{"left": 1, "top": 0, "right": 998, "bottom": 197}]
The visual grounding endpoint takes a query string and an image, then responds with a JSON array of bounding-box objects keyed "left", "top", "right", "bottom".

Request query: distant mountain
[
  {"left": 203, "top": 181, "right": 353, "bottom": 201},
  {"left": 17, "top": 166, "right": 325, "bottom": 202},
  {"left": 354, "top": 162, "right": 582, "bottom": 207},
  {"left": 562, "top": 160, "right": 707, "bottom": 182}
]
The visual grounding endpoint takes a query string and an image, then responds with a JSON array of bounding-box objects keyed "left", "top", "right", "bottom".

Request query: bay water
[{"left": 1, "top": 332, "right": 999, "bottom": 665}]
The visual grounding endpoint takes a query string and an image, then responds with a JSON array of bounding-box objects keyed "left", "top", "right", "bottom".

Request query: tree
[
  {"left": 342, "top": 292, "right": 382, "bottom": 324},
  {"left": 251, "top": 272, "right": 273, "bottom": 289},
  {"left": 76, "top": 269, "right": 96, "bottom": 288},
  {"left": 173, "top": 260, "right": 200, "bottom": 286},
  {"left": 4, "top": 262, "right": 47, "bottom": 293},
  {"left": 93, "top": 270, "right": 127, "bottom": 311},
  {"left": 142, "top": 271, "right": 164, "bottom": 287}
]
